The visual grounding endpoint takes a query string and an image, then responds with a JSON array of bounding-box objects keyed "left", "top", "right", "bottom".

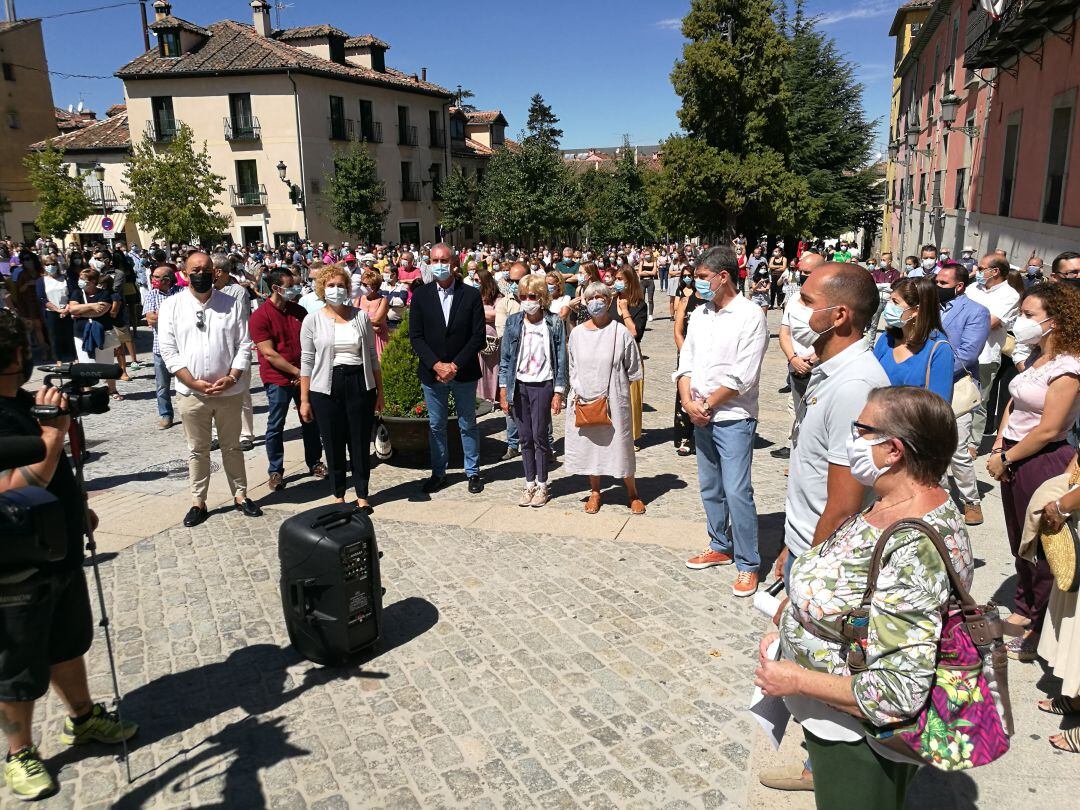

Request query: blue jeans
[
  {"left": 506, "top": 412, "right": 519, "bottom": 450},
  {"left": 423, "top": 379, "right": 480, "bottom": 477},
  {"left": 153, "top": 352, "right": 173, "bottom": 420},
  {"left": 694, "top": 418, "right": 760, "bottom": 572},
  {"left": 265, "top": 382, "right": 323, "bottom": 475}
]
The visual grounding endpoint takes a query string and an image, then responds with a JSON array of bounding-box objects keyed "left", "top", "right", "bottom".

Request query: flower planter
[{"left": 381, "top": 400, "right": 494, "bottom": 465}]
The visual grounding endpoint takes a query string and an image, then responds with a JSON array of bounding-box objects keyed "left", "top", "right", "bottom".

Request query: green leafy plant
[
  {"left": 379, "top": 314, "right": 426, "bottom": 418},
  {"left": 23, "top": 146, "right": 94, "bottom": 237},
  {"left": 325, "top": 141, "right": 387, "bottom": 242}
]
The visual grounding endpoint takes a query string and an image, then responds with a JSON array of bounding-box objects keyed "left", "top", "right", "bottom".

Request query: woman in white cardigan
[{"left": 300, "top": 264, "right": 384, "bottom": 512}]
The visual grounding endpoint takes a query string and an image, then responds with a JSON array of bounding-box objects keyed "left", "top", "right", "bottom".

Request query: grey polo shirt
[{"left": 784, "top": 341, "right": 890, "bottom": 556}]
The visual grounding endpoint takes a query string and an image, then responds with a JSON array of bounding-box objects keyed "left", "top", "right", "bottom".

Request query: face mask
[
  {"left": 787, "top": 300, "right": 838, "bottom": 347},
  {"left": 616, "top": 259, "right": 625, "bottom": 267},
  {"left": 586, "top": 299, "right": 608, "bottom": 318},
  {"left": 281, "top": 285, "right": 302, "bottom": 301},
  {"left": 882, "top": 301, "right": 912, "bottom": 329},
  {"left": 323, "top": 286, "right": 349, "bottom": 306},
  {"left": 430, "top": 263, "right": 452, "bottom": 282},
  {"left": 576, "top": 273, "right": 586, "bottom": 284},
  {"left": 682, "top": 276, "right": 693, "bottom": 287},
  {"left": 694, "top": 279, "right": 715, "bottom": 302},
  {"left": 521, "top": 300, "right": 540, "bottom": 315},
  {"left": 846, "top": 434, "right": 892, "bottom": 487},
  {"left": 921, "top": 258, "right": 937, "bottom": 271},
  {"left": 530, "top": 264, "right": 539, "bottom": 272},
  {"left": 613, "top": 281, "right": 626, "bottom": 293},
  {"left": 188, "top": 272, "right": 213, "bottom": 293},
  {"left": 867, "top": 263, "right": 877, "bottom": 270},
  {"left": 975, "top": 270, "right": 986, "bottom": 286},
  {"left": 507, "top": 281, "right": 519, "bottom": 299},
  {"left": 1013, "top": 315, "right": 1051, "bottom": 345},
  {"left": 77, "top": 278, "right": 89, "bottom": 290},
  {"left": 1027, "top": 265, "right": 1041, "bottom": 275},
  {"left": 359, "top": 284, "right": 372, "bottom": 296},
  {"left": 936, "top": 285, "right": 957, "bottom": 305},
  {"left": 905, "top": 264, "right": 916, "bottom": 273},
  {"left": 44, "top": 265, "right": 59, "bottom": 275},
  {"left": 496, "top": 271, "right": 509, "bottom": 282},
  {"left": 546, "top": 284, "right": 556, "bottom": 294},
  {"left": 962, "top": 252, "right": 972, "bottom": 259}
]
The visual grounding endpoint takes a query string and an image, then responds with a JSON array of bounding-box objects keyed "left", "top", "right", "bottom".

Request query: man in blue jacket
[{"left": 936, "top": 261, "right": 991, "bottom": 525}]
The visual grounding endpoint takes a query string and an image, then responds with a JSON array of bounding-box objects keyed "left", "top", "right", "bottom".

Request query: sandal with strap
[
  {"left": 1038, "top": 696, "right": 1080, "bottom": 716},
  {"left": 1050, "top": 727, "right": 1080, "bottom": 754},
  {"left": 584, "top": 493, "right": 601, "bottom": 514},
  {"left": 629, "top": 499, "right": 646, "bottom": 515}
]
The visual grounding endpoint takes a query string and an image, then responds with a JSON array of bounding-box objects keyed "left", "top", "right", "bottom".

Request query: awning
[{"left": 77, "top": 213, "right": 127, "bottom": 236}]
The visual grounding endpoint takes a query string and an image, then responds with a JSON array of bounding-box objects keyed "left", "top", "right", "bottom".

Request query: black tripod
[{"left": 69, "top": 416, "right": 132, "bottom": 784}]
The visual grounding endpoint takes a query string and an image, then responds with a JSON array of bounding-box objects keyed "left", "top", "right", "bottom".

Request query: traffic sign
[{"left": 101, "top": 216, "right": 114, "bottom": 233}]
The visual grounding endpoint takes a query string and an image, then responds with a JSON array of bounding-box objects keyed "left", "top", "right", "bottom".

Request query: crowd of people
[{"left": 3, "top": 230, "right": 1080, "bottom": 805}]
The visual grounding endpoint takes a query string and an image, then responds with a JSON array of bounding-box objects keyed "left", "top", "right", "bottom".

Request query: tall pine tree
[
  {"left": 325, "top": 141, "right": 387, "bottom": 242},
  {"left": 524, "top": 94, "right": 564, "bottom": 150}
]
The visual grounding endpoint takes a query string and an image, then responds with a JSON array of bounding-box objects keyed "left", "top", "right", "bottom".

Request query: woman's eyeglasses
[{"left": 520, "top": 293, "right": 541, "bottom": 301}]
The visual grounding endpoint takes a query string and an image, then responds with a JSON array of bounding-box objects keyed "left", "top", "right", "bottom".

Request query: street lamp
[
  {"left": 939, "top": 92, "right": 981, "bottom": 138},
  {"left": 888, "top": 141, "right": 899, "bottom": 161},
  {"left": 93, "top": 162, "right": 109, "bottom": 243},
  {"left": 905, "top": 124, "right": 921, "bottom": 149},
  {"left": 276, "top": 159, "right": 307, "bottom": 237},
  {"left": 276, "top": 160, "right": 287, "bottom": 182}
]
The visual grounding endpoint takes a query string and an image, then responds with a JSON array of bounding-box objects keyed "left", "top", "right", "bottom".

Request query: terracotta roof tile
[
  {"left": 345, "top": 34, "right": 389, "bottom": 50},
  {"left": 464, "top": 110, "right": 506, "bottom": 125},
  {"left": 147, "top": 15, "right": 210, "bottom": 36},
  {"left": 32, "top": 113, "right": 130, "bottom": 152},
  {"left": 275, "top": 24, "right": 348, "bottom": 41},
  {"left": 106, "top": 103, "right": 127, "bottom": 117},
  {"left": 55, "top": 108, "right": 97, "bottom": 131},
  {"left": 116, "top": 19, "right": 451, "bottom": 98}
]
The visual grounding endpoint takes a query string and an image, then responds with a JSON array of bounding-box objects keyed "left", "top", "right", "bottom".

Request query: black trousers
[
  {"left": 309, "top": 364, "right": 376, "bottom": 500},
  {"left": 42, "top": 310, "right": 75, "bottom": 361},
  {"left": 769, "top": 277, "right": 786, "bottom": 309}
]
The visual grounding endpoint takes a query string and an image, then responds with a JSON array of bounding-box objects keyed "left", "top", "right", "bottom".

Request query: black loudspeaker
[{"left": 278, "top": 504, "right": 384, "bottom": 665}]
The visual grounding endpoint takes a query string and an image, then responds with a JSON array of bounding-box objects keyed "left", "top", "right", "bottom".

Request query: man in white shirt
[
  {"left": 967, "top": 254, "right": 1020, "bottom": 442},
  {"left": 158, "top": 251, "right": 261, "bottom": 527},
  {"left": 676, "top": 246, "right": 769, "bottom": 597},
  {"left": 773, "top": 252, "right": 825, "bottom": 460}
]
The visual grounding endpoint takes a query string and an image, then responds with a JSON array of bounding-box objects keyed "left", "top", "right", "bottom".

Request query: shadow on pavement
[
  {"left": 81, "top": 596, "right": 439, "bottom": 807},
  {"left": 907, "top": 767, "right": 978, "bottom": 809}
]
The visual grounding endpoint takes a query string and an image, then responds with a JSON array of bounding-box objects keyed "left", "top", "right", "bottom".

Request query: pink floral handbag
[{"left": 841, "top": 518, "right": 1014, "bottom": 771}]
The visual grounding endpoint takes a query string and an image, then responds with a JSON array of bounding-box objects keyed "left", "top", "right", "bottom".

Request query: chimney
[
  {"left": 3, "top": 1, "right": 16, "bottom": 23},
  {"left": 153, "top": 0, "right": 171, "bottom": 22},
  {"left": 421, "top": 67, "right": 427, "bottom": 82},
  {"left": 250, "top": 0, "right": 271, "bottom": 37}
]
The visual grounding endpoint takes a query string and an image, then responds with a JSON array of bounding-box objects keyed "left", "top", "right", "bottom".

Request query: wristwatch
[
  {"left": 700, "top": 399, "right": 712, "bottom": 416},
  {"left": 228, "top": 372, "right": 242, "bottom": 384}
]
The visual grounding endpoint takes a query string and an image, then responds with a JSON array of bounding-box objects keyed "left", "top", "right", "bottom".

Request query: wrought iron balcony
[
  {"left": 398, "top": 124, "right": 418, "bottom": 147},
  {"left": 146, "top": 117, "right": 178, "bottom": 143},
  {"left": 224, "top": 116, "right": 261, "bottom": 141},
  {"left": 401, "top": 181, "right": 421, "bottom": 202},
  {"left": 964, "top": 0, "right": 1077, "bottom": 70},
  {"left": 430, "top": 127, "right": 446, "bottom": 148},
  {"left": 84, "top": 183, "right": 118, "bottom": 208},
  {"left": 230, "top": 184, "right": 268, "bottom": 207},
  {"left": 328, "top": 116, "right": 354, "bottom": 141},
  {"left": 359, "top": 121, "right": 383, "bottom": 143}
]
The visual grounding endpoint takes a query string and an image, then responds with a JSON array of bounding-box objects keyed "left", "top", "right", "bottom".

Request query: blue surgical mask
[
  {"left": 430, "top": 263, "right": 452, "bottom": 282},
  {"left": 694, "top": 278, "right": 715, "bottom": 301},
  {"left": 613, "top": 281, "right": 626, "bottom": 293},
  {"left": 975, "top": 270, "right": 986, "bottom": 286},
  {"left": 586, "top": 298, "right": 608, "bottom": 318},
  {"left": 546, "top": 284, "right": 556, "bottom": 294},
  {"left": 883, "top": 301, "right": 911, "bottom": 328},
  {"left": 507, "top": 281, "right": 519, "bottom": 298}
]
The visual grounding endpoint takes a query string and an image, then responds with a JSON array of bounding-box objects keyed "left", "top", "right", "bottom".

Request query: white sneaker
[
  {"left": 647, "top": 315, "right": 655, "bottom": 322},
  {"left": 530, "top": 484, "right": 550, "bottom": 507},
  {"left": 518, "top": 484, "right": 536, "bottom": 507}
]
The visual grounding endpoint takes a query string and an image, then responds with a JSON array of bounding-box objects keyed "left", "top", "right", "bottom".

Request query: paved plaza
[{"left": 23, "top": 311, "right": 1080, "bottom": 808}]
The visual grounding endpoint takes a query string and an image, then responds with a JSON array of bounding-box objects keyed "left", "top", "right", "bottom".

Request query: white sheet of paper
[{"left": 748, "top": 639, "right": 790, "bottom": 749}]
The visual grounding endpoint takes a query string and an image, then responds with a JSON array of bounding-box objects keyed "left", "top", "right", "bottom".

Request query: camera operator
[{"left": 0, "top": 310, "right": 136, "bottom": 801}]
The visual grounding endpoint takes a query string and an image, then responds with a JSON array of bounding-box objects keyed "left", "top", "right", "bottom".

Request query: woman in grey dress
[{"left": 565, "top": 282, "right": 646, "bottom": 514}]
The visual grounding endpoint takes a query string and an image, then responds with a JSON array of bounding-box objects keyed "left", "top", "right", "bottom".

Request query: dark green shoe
[
  {"left": 59, "top": 703, "right": 138, "bottom": 746},
  {"left": 4, "top": 746, "right": 57, "bottom": 801}
]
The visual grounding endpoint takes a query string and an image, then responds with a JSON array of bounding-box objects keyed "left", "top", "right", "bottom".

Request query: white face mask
[
  {"left": 323, "top": 286, "right": 349, "bottom": 305},
  {"left": 846, "top": 433, "right": 892, "bottom": 487},
  {"left": 786, "top": 299, "right": 837, "bottom": 348},
  {"left": 520, "top": 300, "right": 540, "bottom": 315},
  {"left": 1013, "top": 315, "right": 1051, "bottom": 345},
  {"left": 921, "top": 257, "right": 938, "bottom": 271},
  {"left": 89, "top": 258, "right": 105, "bottom": 271}
]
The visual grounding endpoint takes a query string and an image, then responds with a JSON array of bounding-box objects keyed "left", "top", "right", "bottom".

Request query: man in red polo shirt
[{"left": 248, "top": 268, "right": 326, "bottom": 490}]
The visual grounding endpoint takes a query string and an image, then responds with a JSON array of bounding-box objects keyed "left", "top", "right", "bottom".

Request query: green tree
[
  {"left": 455, "top": 86, "right": 478, "bottom": 113},
  {"left": 123, "top": 123, "right": 230, "bottom": 244},
  {"left": 576, "top": 168, "right": 618, "bottom": 247},
  {"left": 783, "top": 0, "right": 878, "bottom": 238},
  {"left": 523, "top": 93, "right": 564, "bottom": 150},
  {"left": 23, "top": 146, "right": 93, "bottom": 237},
  {"left": 610, "top": 139, "right": 656, "bottom": 244},
  {"left": 658, "top": 0, "right": 799, "bottom": 237},
  {"left": 439, "top": 165, "right": 477, "bottom": 235},
  {"left": 325, "top": 141, "right": 388, "bottom": 242},
  {"left": 477, "top": 137, "right": 577, "bottom": 244}
]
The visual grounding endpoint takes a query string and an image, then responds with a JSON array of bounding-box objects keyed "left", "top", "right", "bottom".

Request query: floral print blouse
[{"left": 779, "top": 499, "right": 974, "bottom": 728}]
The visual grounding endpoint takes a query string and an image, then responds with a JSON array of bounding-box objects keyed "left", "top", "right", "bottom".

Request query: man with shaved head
[{"left": 759, "top": 261, "right": 889, "bottom": 791}]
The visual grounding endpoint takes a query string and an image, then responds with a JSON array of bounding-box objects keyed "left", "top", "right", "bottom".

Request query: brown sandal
[
  {"left": 629, "top": 499, "right": 646, "bottom": 515},
  {"left": 584, "top": 493, "right": 601, "bottom": 514}
]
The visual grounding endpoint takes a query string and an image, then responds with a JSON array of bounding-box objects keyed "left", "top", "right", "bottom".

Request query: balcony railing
[
  {"left": 328, "top": 116, "right": 354, "bottom": 141},
  {"left": 224, "top": 116, "right": 261, "bottom": 141},
  {"left": 398, "top": 124, "right": 418, "bottom": 147},
  {"left": 230, "top": 184, "right": 268, "bottom": 207},
  {"left": 964, "top": 0, "right": 1076, "bottom": 69},
  {"left": 401, "top": 181, "right": 421, "bottom": 202},
  {"left": 146, "top": 117, "right": 178, "bottom": 143},
  {"left": 359, "top": 121, "right": 383, "bottom": 143},
  {"left": 430, "top": 127, "right": 446, "bottom": 148},
  {"left": 84, "top": 183, "right": 118, "bottom": 208}
]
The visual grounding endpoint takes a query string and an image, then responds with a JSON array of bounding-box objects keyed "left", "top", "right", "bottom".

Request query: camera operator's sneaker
[
  {"left": 59, "top": 703, "right": 138, "bottom": 747},
  {"left": 4, "top": 745, "right": 56, "bottom": 801}
]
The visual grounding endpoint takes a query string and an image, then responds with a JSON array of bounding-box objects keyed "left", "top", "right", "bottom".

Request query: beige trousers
[
  {"left": 177, "top": 392, "right": 247, "bottom": 503},
  {"left": 241, "top": 389, "right": 255, "bottom": 441}
]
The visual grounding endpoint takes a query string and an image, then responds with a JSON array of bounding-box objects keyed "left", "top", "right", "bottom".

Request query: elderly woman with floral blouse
[{"left": 755, "top": 386, "right": 973, "bottom": 809}]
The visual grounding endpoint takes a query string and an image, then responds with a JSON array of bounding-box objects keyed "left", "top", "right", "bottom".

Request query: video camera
[
  {"left": 30, "top": 362, "right": 121, "bottom": 419},
  {"left": 0, "top": 437, "right": 66, "bottom": 567}
]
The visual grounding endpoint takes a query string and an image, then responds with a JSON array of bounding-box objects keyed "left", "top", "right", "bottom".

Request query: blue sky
[{"left": 36, "top": 0, "right": 897, "bottom": 153}]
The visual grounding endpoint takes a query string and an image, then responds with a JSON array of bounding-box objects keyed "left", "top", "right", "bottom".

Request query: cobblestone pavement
[{"left": 22, "top": 311, "right": 1079, "bottom": 807}]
